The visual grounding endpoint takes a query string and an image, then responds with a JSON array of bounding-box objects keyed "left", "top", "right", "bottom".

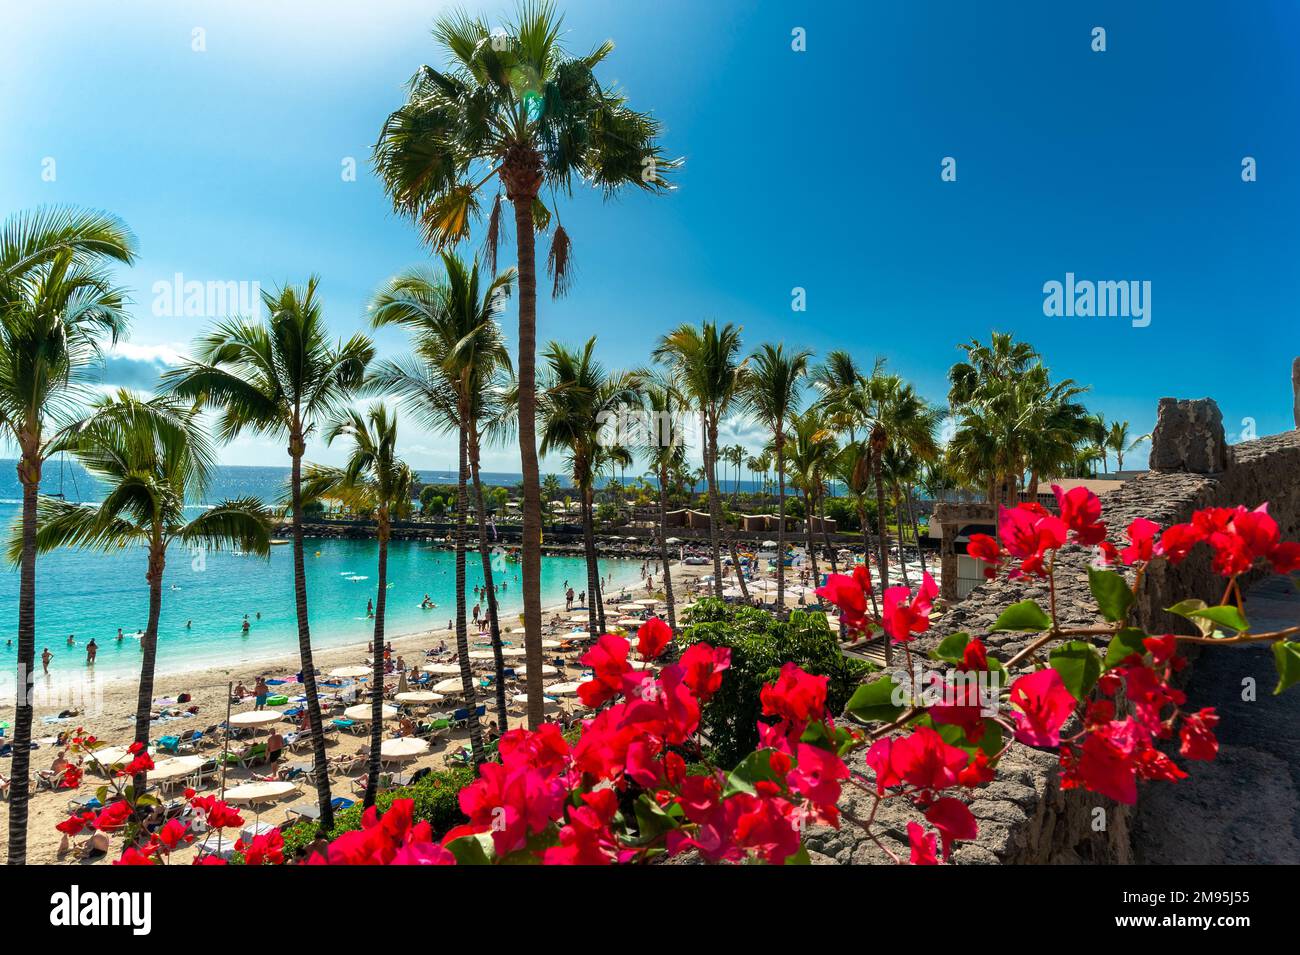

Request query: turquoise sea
[{"left": 0, "top": 462, "right": 641, "bottom": 683}]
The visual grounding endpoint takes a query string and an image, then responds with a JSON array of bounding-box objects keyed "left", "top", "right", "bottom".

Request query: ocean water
[{"left": 0, "top": 490, "right": 643, "bottom": 685}]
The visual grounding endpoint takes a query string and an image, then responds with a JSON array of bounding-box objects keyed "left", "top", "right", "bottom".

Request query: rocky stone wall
[{"left": 818, "top": 428, "right": 1300, "bottom": 865}]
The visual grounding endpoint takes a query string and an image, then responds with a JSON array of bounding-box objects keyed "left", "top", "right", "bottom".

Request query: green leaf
[
  {"left": 725, "top": 749, "right": 783, "bottom": 797},
  {"left": 782, "top": 845, "right": 812, "bottom": 865},
  {"left": 844, "top": 675, "right": 908, "bottom": 723},
  {"left": 1165, "top": 599, "right": 1215, "bottom": 637},
  {"left": 633, "top": 793, "right": 681, "bottom": 841},
  {"left": 991, "top": 600, "right": 1052, "bottom": 632},
  {"left": 443, "top": 831, "right": 496, "bottom": 865},
  {"left": 930, "top": 632, "right": 971, "bottom": 664},
  {"left": 1273, "top": 641, "right": 1300, "bottom": 695},
  {"left": 1088, "top": 567, "right": 1134, "bottom": 623},
  {"left": 1050, "top": 640, "right": 1103, "bottom": 700},
  {"left": 1104, "top": 627, "right": 1148, "bottom": 669},
  {"left": 1187, "top": 605, "right": 1250, "bottom": 634}
]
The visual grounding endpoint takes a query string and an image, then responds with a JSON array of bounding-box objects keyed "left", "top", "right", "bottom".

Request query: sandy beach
[{"left": 0, "top": 558, "right": 725, "bottom": 864}]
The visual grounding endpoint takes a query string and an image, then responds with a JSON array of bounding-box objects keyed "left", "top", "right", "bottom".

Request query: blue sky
[{"left": 3, "top": 0, "right": 1298, "bottom": 473}]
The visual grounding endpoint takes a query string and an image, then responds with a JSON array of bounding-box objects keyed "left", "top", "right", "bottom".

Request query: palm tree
[
  {"left": 1105, "top": 419, "right": 1148, "bottom": 472},
  {"left": 0, "top": 206, "right": 136, "bottom": 865},
  {"left": 538, "top": 338, "right": 639, "bottom": 636},
  {"left": 303, "top": 404, "right": 413, "bottom": 808},
  {"left": 368, "top": 256, "right": 514, "bottom": 757},
  {"left": 23, "top": 393, "right": 270, "bottom": 794},
  {"left": 653, "top": 322, "right": 746, "bottom": 597},
  {"left": 784, "top": 408, "right": 837, "bottom": 588},
  {"left": 641, "top": 375, "right": 686, "bottom": 629},
  {"left": 745, "top": 344, "right": 809, "bottom": 611},
  {"left": 163, "top": 277, "right": 373, "bottom": 832},
  {"left": 373, "top": 2, "right": 677, "bottom": 729}
]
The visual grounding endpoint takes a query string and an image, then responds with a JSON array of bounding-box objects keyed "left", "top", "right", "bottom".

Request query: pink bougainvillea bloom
[
  {"left": 1053, "top": 484, "right": 1107, "bottom": 546},
  {"left": 1009, "top": 668, "right": 1077, "bottom": 747},
  {"left": 1179, "top": 707, "right": 1220, "bottom": 761},
  {"left": 1121, "top": 518, "right": 1161, "bottom": 565},
  {"left": 924, "top": 796, "right": 978, "bottom": 860},
  {"left": 881, "top": 572, "right": 938, "bottom": 643},
  {"left": 907, "top": 821, "right": 939, "bottom": 865},
  {"left": 966, "top": 533, "right": 1002, "bottom": 577},
  {"left": 679, "top": 643, "right": 730, "bottom": 702},
  {"left": 635, "top": 617, "right": 673, "bottom": 661},
  {"left": 759, "top": 663, "right": 828, "bottom": 725},
  {"left": 816, "top": 573, "right": 871, "bottom": 633}
]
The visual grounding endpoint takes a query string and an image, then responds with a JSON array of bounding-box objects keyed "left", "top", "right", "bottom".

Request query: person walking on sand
[
  {"left": 85, "top": 639, "right": 97, "bottom": 665},
  {"left": 41, "top": 647, "right": 52, "bottom": 674}
]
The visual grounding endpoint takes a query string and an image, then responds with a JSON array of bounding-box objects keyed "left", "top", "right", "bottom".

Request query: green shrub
[{"left": 679, "top": 599, "right": 873, "bottom": 765}]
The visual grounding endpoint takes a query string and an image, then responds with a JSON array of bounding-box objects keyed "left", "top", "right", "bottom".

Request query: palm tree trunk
[
  {"left": 469, "top": 438, "right": 508, "bottom": 734},
  {"left": 775, "top": 433, "right": 787, "bottom": 613},
  {"left": 858, "top": 500, "right": 880, "bottom": 617},
  {"left": 657, "top": 466, "right": 676, "bottom": 630},
  {"left": 873, "top": 453, "right": 890, "bottom": 591},
  {"left": 7, "top": 464, "right": 39, "bottom": 864},
  {"left": 906, "top": 484, "right": 928, "bottom": 578},
  {"left": 290, "top": 439, "right": 334, "bottom": 833},
  {"left": 726, "top": 526, "right": 750, "bottom": 601},
  {"left": 363, "top": 518, "right": 389, "bottom": 809},
  {"left": 581, "top": 486, "right": 600, "bottom": 639},
  {"left": 510, "top": 192, "right": 544, "bottom": 730},
  {"left": 804, "top": 490, "right": 819, "bottom": 586},
  {"left": 895, "top": 496, "right": 911, "bottom": 587},
  {"left": 132, "top": 543, "right": 166, "bottom": 795},
  {"left": 454, "top": 420, "right": 484, "bottom": 763},
  {"left": 705, "top": 417, "right": 724, "bottom": 597},
  {"left": 820, "top": 494, "right": 839, "bottom": 575}
]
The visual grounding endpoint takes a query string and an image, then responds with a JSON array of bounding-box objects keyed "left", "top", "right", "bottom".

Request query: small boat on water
[{"left": 270, "top": 538, "right": 290, "bottom": 546}]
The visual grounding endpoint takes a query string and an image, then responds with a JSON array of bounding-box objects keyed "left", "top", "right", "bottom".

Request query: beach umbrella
[
  {"left": 568, "top": 614, "right": 589, "bottom": 623},
  {"left": 762, "top": 540, "right": 778, "bottom": 548},
  {"left": 329, "top": 665, "right": 371, "bottom": 679},
  {"left": 433, "top": 678, "right": 466, "bottom": 694},
  {"left": 395, "top": 691, "right": 444, "bottom": 705},
  {"left": 501, "top": 647, "right": 526, "bottom": 658},
  {"left": 223, "top": 780, "right": 300, "bottom": 824},
  {"left": 510, "top": 626, "right": 528, "bottom": 633},
  {"left": 616, "top": 603, "right": 642, "bottom": 612},
  {"left": 544, "top": 681, "right": 583, "bottom": 696},
  {"left": 147, "top": 755, "right": 207, "bottom": 784},
  {"left": 665, "top": 537, "right": 682, "bottom": 545},
  {"left": 634, "top": 598, "right": 658, "bottom": 607},
  {"left": 513, "top": 693, "right": 560, "bottom": 711},
  {"left": 467, "top": 650, "right": 496, "bottom": 661},
  {"left": 380, "top": 738, "right": 429, "bottom": 761},
  {"left": 616, "top": 617, "right": 643, "bottom": 628},
  {"left": 515, "top": 665, "right": 559, "bottom": 677},
  {"left": 420, "top": 663, "right": 461, "bottom": 675},
  {"left": 86, "top": 744, "right": 133, "bottom": 769},
  {"left": 539, "top": 639, "right": 562, "bottom": 649},
  {"left": 343, "top": 703, "right": 397, "bottom": 721},
  {"left": 229, "top": 710, "right": 283, "bottom": 729}
]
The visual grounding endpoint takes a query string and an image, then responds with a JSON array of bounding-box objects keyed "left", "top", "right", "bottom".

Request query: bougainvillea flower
[
  {"left": 924, "top": 796, "right": 978, "bottom": 860},
  {"left": 679, "top": 643, "right": 730, "bottom": 702},
  {"left": 1053, "top": 484, "right": 1107, "bottom": 546},
  {"left": 906, "top": 821, "right": 939, "bottom": 865},
  {"left": 786, "top": 742, "right": 850, "bottom": 826},
  {"left": 1179, "top": 707, "right": 1220, "bottom": 761},
  {"left": 966, "top": 533, "right": 1002, "bottom": 578},
  {"left": 635, "top": 617, "right": 673, "bottom": 661},
  {"left": 815, "top": 573, "right": 872, "bottom": 633},
  {"left": 998, "top": 505, "right": 1067, "bottom": 577},
  {"left": 1121, "top": 518, "right": 1161, "bottom": 565},
  {"left": 881, "top": 572, "right": 938, "bottom": 644},
  {"left": 578, "top": 634, "right": 633, "bottom": 707},
  {"left": 1155, "top": 522, "right": 1204, "bottom": 563},
  {"left": 887, "top": 726, "right": 969, "bottom": 792},
  {"left": 1009, "top": 669, "right": 1077, "bottom": 747},
  {"left": 760, "top": 663, "right": 828, "bottom": 725}
]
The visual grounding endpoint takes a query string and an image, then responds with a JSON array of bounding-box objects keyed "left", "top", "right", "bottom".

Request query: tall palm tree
[
  {"left": 1105, "top": 419, "right": 1148, "bottom": 472},
  {"left": 0, "top": 206, "right": 136, "bottom": 865},
  {"left": 745, "top": 343, "right": 809, "bottom": 611},
  {"left": 538, "top": 338, "right": 639, "bottom": 636},
  {"left": 373, "top": 2, "right": 677, "bottom": 729},
  {"left": 303, "top": 404, "right": 413, "bottom": 808},
  {"left": 653, "top": 322, "right": 746, "bottom": 597},
  {"left": 22, "top": 393, "right": 270, "bottom": 794},
  {"left": 163, "top": 277, "right": 373, "bottom": 832},
  {"left": 784, "top": 408, "right": 837, "bottom": 588},
  {"left": 368, "top": 257, "right": 514, "bottom": 757},
  {"left": 641, "top": 375, "right": 686, "bottom": 629}
]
